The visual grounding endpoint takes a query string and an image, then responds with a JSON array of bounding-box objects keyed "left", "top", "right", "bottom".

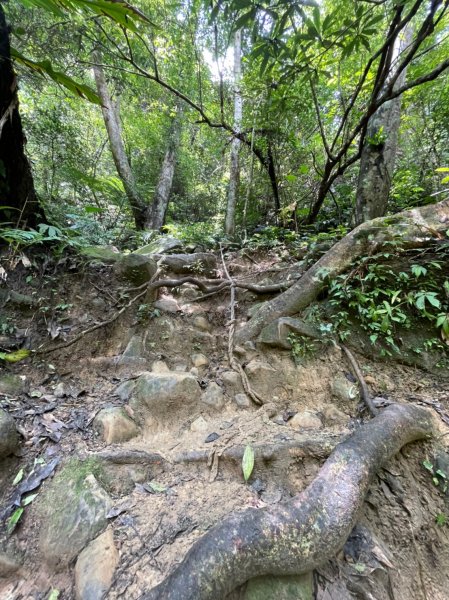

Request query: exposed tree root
[
  {"left": 141, "top": 403, "right": 434, "bottom": 600},
  {"left": 236, "top": 200, "right": 449, "bottom": 343},
  {"left": 221, "top": 246, "right": 264, "bottom": 405}
]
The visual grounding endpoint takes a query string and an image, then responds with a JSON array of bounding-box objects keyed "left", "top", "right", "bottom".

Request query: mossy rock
[
  {"left": 0, "top": 409, "right": 19, "bottom": 459},
  {"left": 0, "top": 374, "right": 25, "bottom": 397},
  {"left": 38, "top": 459, "right": 112, "bottom": 570},
  {"left": 80, "top": 246, "right": 121, "bottom": 264},
  {"left": 113, "top": 253, "right": 158, "bottom": 286},
  {"left": 243, "top": 572, "right": 313, "bottom": 600}
]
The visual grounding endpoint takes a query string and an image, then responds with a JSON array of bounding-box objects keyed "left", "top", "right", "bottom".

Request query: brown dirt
[{"left": 0, "top": 249, "right": 448, "bottom": 600}]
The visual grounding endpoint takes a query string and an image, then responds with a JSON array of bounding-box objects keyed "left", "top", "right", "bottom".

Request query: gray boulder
[
  {"left": 0, "top": 409, "right": 19, "bottom": 459},
  {"left": 39, "top": 464, "right": 112, "bottom": 570},
  {"left": 130, "top": 372, "right": 201, "bottom": 421},
  {"left": 113, "top": 253, "right": 157, "bottom": 286}
]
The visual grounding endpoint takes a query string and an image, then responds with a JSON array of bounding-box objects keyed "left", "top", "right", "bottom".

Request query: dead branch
[{"left": 340, "top": 344, "right": 378, "bottom": 417}]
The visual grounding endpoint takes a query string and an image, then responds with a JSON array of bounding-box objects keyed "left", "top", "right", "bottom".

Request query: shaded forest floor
[{"left": 1, "top": 247, "right": 449, "bottom": 600}]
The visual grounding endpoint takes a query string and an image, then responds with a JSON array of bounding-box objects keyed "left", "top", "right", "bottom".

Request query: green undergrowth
[{"left": 325, "top": 241, "right": 449, "bottom": 362}]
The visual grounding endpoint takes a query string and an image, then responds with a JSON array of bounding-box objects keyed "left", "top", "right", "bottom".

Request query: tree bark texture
[
  {"left": 0, "top": 5, "right": 40, "bottom": 229},
  {"left": 225, "top": 29, "right": 242, "bottom": 236},
  {"left": 92, "top": 49, "right": 146, "bottom": 230},
  {"left": 145, "top": 104, "right": 182, "bottom": 230},
  {"left": 141, "top": 403, "right": 434, "bottom": 600},
  {"left": 236, "top": 199, "right": 449, "bottom": 343},
  {"left": 355, "top": 28, "right": 411, "bottom": 224}
]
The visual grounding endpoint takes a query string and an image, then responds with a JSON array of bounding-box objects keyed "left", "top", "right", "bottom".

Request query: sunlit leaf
[{"left": 242, "top": 445, "right": 255, "bottom": 481}]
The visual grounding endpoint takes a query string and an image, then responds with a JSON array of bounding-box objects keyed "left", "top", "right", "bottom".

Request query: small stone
[
  {"left": 0, "top": 552, "right": 20, "bottom": 577},
  {"left": 0, "top": 374, "right": 25, "bottom": 397},
  {"left": 193, "top": 316, "right": 211, "bottom": 332},
  {"left": 173, "top": 364, "right": 187, "bottom": 372},
  {"left": 201, "top": 382, "right": 225, "bottom": 410},
  {"left": 221, "top": 370, "right": 244, "bottom": 394},
  {"left": 154, "top": 298, "right": 180, "bottom": 313},
  {"left": 289, "top": 411, "right": 323, "bottom": 430},
  {"left": 93, "top": 407, "right": 139, "bottom": 445},
  {"left": 191, "top": 353, "right": 209, "bottom": 368},
  {"left": 235, "top": 393, "right": 251, "bottom": 408},
  {"left": 0, "top": 409, "right": 19, "bottom": 459},
  {"left": 75, "top": 528, "right": 118, "bottom": 600},
  {"left": 365, "top": 375, "right": 376, "bottom": 385},
  {"left": 190, "top": 367, "right": 199, "bottom": 377},
  {"left": 151, "top": 361, "right": 169, "bottom": 373},
  {"left": 331, "top": 373, "right": 359, "bottom": 403},
  {"left": 322, "top": 405, "right": 349, "bottom": 427},
  {"left": 91, "top": 297, "right": 106, "bottom": 310},
  {"left": 204, "top": 432, "right": 220, "bottom": 443},
  {"left": 190, "top": 416, "right": 209, "bottom": 432}
]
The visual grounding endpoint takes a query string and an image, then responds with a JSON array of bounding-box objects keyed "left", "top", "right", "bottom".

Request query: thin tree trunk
[
  {"left": 225, "top": 29, "right": 242, "bottom": 236},
  {"left": 355, "top": 29, "right": 411, "bottom": 224},
  {"left": 92, "top": 49, "right": 146, "bottom": 230},
  {"left": 145, "top": 104, "right": 182, "bottom": 230},
  {"left": 0, "top": 5, "right": 40, "bottom": 229}
]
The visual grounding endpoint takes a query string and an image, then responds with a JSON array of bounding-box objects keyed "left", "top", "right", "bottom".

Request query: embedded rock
[
  {"left": 201, "top": 382, "right": 225, "bottom": 410},
  {"left": 113, "top": 253, "right": 157, "bottom": 286},
  {"left": 0, "top": 374, "right": 25, "bottom": 397},
  {"left": 0, "top": 409, "right": 19, "bottom": 459},
  {"left": 289, "top": 411, "right": 323, "bottom": 431},
  {"left": 93, "top": 407, "right": 139, "bottom": 445},
  {"left": 39, "top": 467, "right": 112, "bottom": 570},
  {"left": 331, "top": 373, "right": 359, "bottom": 403},
  {"left": 154, "top": 298, "right": 180, "bottom": 313},
  {"left": 234, "top": 393, "right": 251, "bottom": 409},
  {"left": 74, "top": 528, "right": 118, "bottom": 600},
  {"left": 193, "top": 315, "right": 212, "bottom": 332},
  {"left": 130, "top": 372, "right": 201, "bottom": 421},
  {"left": 191, "top": 353, "right": 209, "bottom": 368}
]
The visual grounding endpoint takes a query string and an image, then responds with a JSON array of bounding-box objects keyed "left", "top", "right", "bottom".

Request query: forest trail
[{"left": 1, "top": 245, "right": 449, "bottom": 600}]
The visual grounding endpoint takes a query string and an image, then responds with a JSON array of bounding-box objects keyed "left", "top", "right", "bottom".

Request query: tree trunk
[
  {"left": 0, "top": 5, "right": 40, "bottom": 229},
  {"left": 236, "top": 199, "right": 449, "bottom": 343},
  {"left": 142, "top": 403, "right": 434, "bottom": 600},
  {"left": 145, "top": 104, "right": 182, "bottom": 230},
  {"left": 92, "top": 49, "right": 146, "bottom": 230},
  {"left": 355, "top": 29, "right": 411, "bottom": 225},
  {"left": 224, "top": 29, "right": 242, "bottom": 236}
]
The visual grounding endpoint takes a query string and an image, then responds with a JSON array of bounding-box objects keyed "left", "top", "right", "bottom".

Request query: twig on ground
[{"left": 340, "top": 344, "right": 378, "bottom": 417}]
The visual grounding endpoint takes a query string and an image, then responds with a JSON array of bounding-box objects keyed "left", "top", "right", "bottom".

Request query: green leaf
[
  {"left": 147, "top": 482, "right": 166, "bottom": 493},
  {"left": 0, "top": 349, "right": 30, "bottom": 363},
  {"left": 242, "top": 445, "right": 255, "bottom": 481},
  {"left": 11, "top": 49, "right": 101, "bottom": 105},
  {"left": 22, "top": 493, "right": 38, "bottom": 506},
  {"left": 7, "top": 507, "right": 24, "bottom": 534},
  {"left": 13, "top": 468, "right": 24, "bottom": 485},
  {"left": 47, "top": 590, "right": 60, "bottom": 600}
]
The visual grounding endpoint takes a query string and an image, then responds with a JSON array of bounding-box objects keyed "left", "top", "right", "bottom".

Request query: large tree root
[
  {"left": 141, "top": 403, "right": 434, "bottom": 600},
  {"left": 236, "top": 199, "right": 449, "bottom": 342}
]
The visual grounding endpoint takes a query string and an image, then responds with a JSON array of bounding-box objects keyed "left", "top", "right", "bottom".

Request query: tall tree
[
  {"left": 355, "top": 28, "right": 412, "bottom": 224},
  {"left": 92, "top": 48, "right": 147, "bottom": 230},
  {"left": 0, "top": 3, "right": 40, "bottom": 229},
  {"left": 146, "top": 103, "right": 182, "bottom": 230},
  {"left": 225, "top": 28, "right": 242, "bottom": 236}
]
